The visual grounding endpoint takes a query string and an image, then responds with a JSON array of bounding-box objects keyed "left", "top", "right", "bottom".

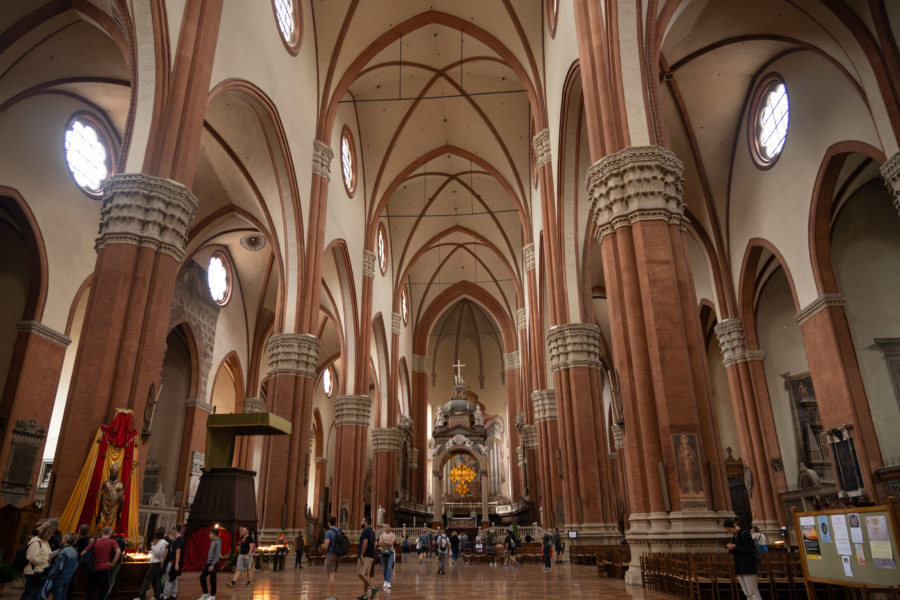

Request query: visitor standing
[
  {"left": 401, "top": 535, "right": 410, "bottom": 561},
  {"left": 199, "top": 528, "right": 222, "bottom": 600},
  {"left": 541, "top": 529, "right": 553, "bottom": 572},
  {"left": 357, "top": 517, "right": 380, "bottom": 599},
  {"left": 84, "top": 526, "right": 121, "bottom": 600},
  {"left": 162, "top": 524, "right": 184, "bottom": 600},
  {"left": 73, "top": 525, "right": 91, "bottom": 554},
  {"left": 503, "top": 530, "right": 517, "bottom": 568},
  {"left": 434, "top": 528, "right": 449, "bottom": 575},
  {"left": 321, "top": 517, "right": 342, "bottom": 600},
  {"left": 751, "top": 526, "right": 769, "bottom": 552},
  {"left": 417, "top": 530, "right": 429, "bottom": 563},
  {"left": 226, "top": 527, "right": 255, "bottom": 588},
  {"left": 378, "top": 524, "right": 396, "bottom": 590},
  {"left": 294, "top": 531, "right": 304, "bottom": 568},
  {"left": 449, "top": 531, "right": 460, "bottom": 564},
  {"left": 724, "top": 519, "right": 762, "bottom": 600},
  {"left": 553, "top": 528, "right": 564, "bottom": 564},
  {"left": 46, "top": 532, "right": 78, "bottom": 600},
  {"left": 134, "top": 527, "right": 168, "bottom": 600},
  {"left": 21, "top": 521, "right": 54, "bottom": 600}
]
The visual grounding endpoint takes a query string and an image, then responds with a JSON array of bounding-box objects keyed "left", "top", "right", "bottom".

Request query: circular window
[
  {"left": 272, "top": 0, "right": 301, "bottom": 54},
  {"left": 340, "top": 126, "right": 357, "bottom": 196},
  {"left": 750, "top": 76, "right": 789, "bottom": 167},
  {"left": 322, "top": 365, "right": 334, "bottom": 397},
  {"left": 64, "top": 116, "right": 112, "bottom": 196},
  {"left": 401, "top": 286, "right": 409, "bottom": 325},
  {"left": 377, "top": 224, "right": 387, "bottom": 274},
  {"left": 207, "top": 252, "right": 232, "bottom": 306}
]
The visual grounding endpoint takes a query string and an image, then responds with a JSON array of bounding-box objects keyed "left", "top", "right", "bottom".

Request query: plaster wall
[{"left": 0, "top": 217, "right": 28, "bottom": 400}]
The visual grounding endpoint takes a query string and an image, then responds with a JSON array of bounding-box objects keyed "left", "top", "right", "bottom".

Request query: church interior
[{"left": 1, "top": 0, "right": 900, "bottom": 593}]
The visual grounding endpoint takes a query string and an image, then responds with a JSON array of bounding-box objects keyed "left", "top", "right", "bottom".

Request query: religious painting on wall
[
  {"left": 339, "top": 498, "right": 349, "bottom": 529},
  {"left": 672, "top": 433, "right": 704, "bottom": 497},
  {"left": 786, "top": 372, "right": 826, "bottom": 470}
]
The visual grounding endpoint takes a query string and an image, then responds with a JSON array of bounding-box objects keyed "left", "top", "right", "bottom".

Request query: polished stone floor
[{"left": 171, "top": 558, "right": 673, "bottom": 600}]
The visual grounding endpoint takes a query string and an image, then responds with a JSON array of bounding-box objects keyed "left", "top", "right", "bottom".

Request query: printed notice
[
  {"left": 865, "top": 514, "right": 896, "bottom": 570},
  {"left": 831, "top": 514, "right": 852, "bottom": 556},
  {"left": 800, "top": 516, "right": 821, "bottom": 559},
  {"left": 818, "top": 515, "right": 833, "bottom": 543},
  {"left": 848, "top": 513, "right": 863, "bottom": 544},
  {"left": 855, "top": 543, "right": 866, "bottom": 566},
  {"left": 842, "top": 555, "right": 853, "bottom": 577}
]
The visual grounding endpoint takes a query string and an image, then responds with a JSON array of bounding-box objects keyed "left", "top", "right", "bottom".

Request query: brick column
[
  {"left": 371, "top": 426, "right": 402, "bottom": 523},
  {"left": 795, "top": 295, "right": 883, "bottom": 496},
  {"left": 332, "top": 394, "right": 372, "bottom": 527},
  {"left": 0, "top": 321, "right": 70, "bottom": 506},
  {"left": 411, "top": 353, "right": 428, "bottom": 502},
  {"left": 586, "top": 147, "right": 731, "bottom": 581},
  {"left": 503, "top": 351, "right": 523, "bottom": 500},
  {"left": 546, "top": 324, "right": 620, "bottom": 541},
  {"left": 880, "top": 150, "right": 900, "bottom": 216},
  {"left": 257, "top": 333, "right": 319, "bottom": 537},
  {"left": 49, "top": 174, "right": 197, "bottom": 515},
  {"left": 519, "top": 422, "right": 538, "bottom": 519},
  {"left": 313, "top": 456, "right": 328, "bottom": 519},
  {"left": 714, "top": 318, "right": 785, "bottom": 535},
  {"left": 531, "top": 390, "right": 560, "bottom": 527}
]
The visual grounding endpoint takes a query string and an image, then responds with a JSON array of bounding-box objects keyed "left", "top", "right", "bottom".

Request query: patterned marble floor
[{"left": 170, "top": 558, "right": 673, "bottom": 600}]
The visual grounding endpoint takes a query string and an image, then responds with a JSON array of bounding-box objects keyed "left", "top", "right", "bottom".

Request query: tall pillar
[
  {"left": 795, "top": 295, "right": 883, "bottom": 495},
  {"left": 432, "top": 467, "right": 443, "bottom": 528},
  {"left": 257, "top": 333, "right": 319, "bottom": 538},
  {"left": 714, "top": 319, "right": 785, "bottom": 535},
  {"left": 547, "top": 324, "right": 620, "bottom": 542},
  {"left": 881, "top": 150, "right": 900, "bottom": 216},
  {"left": 520, "top": 423, "right": 538, "bottom": 517},
  {"left": 174, "top": 397, "right": 212, "bottom": 518},
  {"left": 332, "top": 394, "right": 371, "bottom": 528},
  {"left": 371, "top": 426, "right": 402, "bottom": 523},
  {"left": 531, "top": 390, "right": 561, "bottom": 528},
  {"left": 503, "top": 351, "right": 523, "bottom": 500},
  {"left": 0, "top": 322, "right": 70, "bottom": 506},
  {"left": 411, "top": 354, "right": 428, "bottom": 502},
  {"left": 49, "top": 174, "right": 197, "bottom": 515},
  {"left": 587, "top": 146, "right": 731, "bottom": 582},
  {"left": 313, "top": 456, "right": 328, "bottom": 519}
]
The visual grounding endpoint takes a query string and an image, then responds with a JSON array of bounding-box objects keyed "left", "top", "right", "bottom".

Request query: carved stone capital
[
  {"left": 411, "top": 354, "right": 428, "bottom": 373},
  {"left": 516, "top": 308, "right": 527, "bottom": 332},
  {"left": 881, "top": 151, "right": 900, "bottom": 216},
  {"left": 714, "top": 318, "right": 748, "bottom": 367},
  {"left": 533, "top": 128, "right": 552, "bottom": 168},
  {"left": 334, "top": 394, "right": 371, "bottom": 427},
  {"left": 408, "top": 447, "right": 419, "bottom": 469},
  {"left": 547, "top": 323, "right": 602, "bottom": 371},
  {"left": 503, "top": 351, "right": 520, "bottom": 371},
  {"left": 587, "top": 146, "right": 686, "bottom": 243},
  {"left": 531, "top": 389, "right": 557, "bottom": 423},
  {"left": 266, "top": 333, "right": 320, "bottom": 379},
  {"left": 186, "top": 398, "right": 213, "bottom": 413},
  {"left": 391, "top": 313, "right": 402, "bottom": 335},
  {"left": 521, "top": 424, "right": 538, "bottom": 449},
  {"left": 522, "top": 243, "right": 535, "bottom": 272},
  {"left": 371, "top": 427, "right": 403, "bottom": 452},
  {"left": 243, "top": 397, "right": 265, "bottom": 413},
  {"left": 312, "top": 139, "right": 334, "bottom": 181},
  {"left": 315, "top": 456, "right": 328, "bottom": 464},
  {"left": 96, "top": 173, "right": 198, "bottom": 262},
  {"left": 362, "top": 249, "right": 377, "bottom": 278},
  {"left": 611, "top": 422, "right": 625, "bottom": 450},
  {"left": 795, "top": 293, "right": 846, "bottom": 325},
  {"left": 516, "top": 445, "right": 525, "bottom": 467},
  {"left": 16, "top": 321, "right": 71, "bottom": 347}
]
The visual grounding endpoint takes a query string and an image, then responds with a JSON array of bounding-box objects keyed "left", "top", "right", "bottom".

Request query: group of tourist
[
  {"left": 18, "top": 521, "right": 184, "bottom": 600},
  {"left": 319, "top": 516, "right": 397, "bottom": 600}
]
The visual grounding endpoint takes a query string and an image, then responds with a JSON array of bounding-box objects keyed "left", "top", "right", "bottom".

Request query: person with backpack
[
  {"left": 449, "top": 531, "right": 459, "bottom": 564},
  {"left": 45, "top": 533, "right": 79, "bottom": 600},
  {"left": 134, "top": 527, "right": 167, "bottom": 600},
  {"left": 724, "top": 518, "right": 762, "bottom": 600},
  {"left": 355, "top": 517, "right": 380, "bottom": 599},
  {"left": 162, "top": 524, "right": 184, "bottom": 600},
  {"left": 553, "top": 528, "right": 564, "bottom": 564},
  {"left": 541, "top": 529, "right": 553, "bottom": 572},
  {"left": 751, "top": 525, "right": 769, "bottom": 552},
  {"left": 416, "top": 530, "right": 428, "bottom": 563},
  {"left": 503, "top": 530, "right": 517, "bottom": 568},
  {"left": 433, "top": 528, "right": 449, "bottom": 575},
  {"left": 83, "top": 526, "right": 121, "bottom": 600},
  {"left": 321, "top": 516, "right": 348, "bottom": 600},
  {"left": 19, "top": 521, "right": 55, "bottom": 600}
]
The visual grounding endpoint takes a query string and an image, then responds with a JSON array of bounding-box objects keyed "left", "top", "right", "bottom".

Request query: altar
[{"left": 431, "top": 364, "right": 492, "bottom": 529}]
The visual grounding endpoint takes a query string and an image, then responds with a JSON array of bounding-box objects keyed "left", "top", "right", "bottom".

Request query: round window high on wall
[
  {"left": 272, "top": 0, "right": 301, "bottom": 54},
  {"left": 401, "top": 286, "right": 409, "bottom": 325},
  {"left": 322, "top": 364, "right": 334, "bottom": 397},
  {"left": 207, "top": 252, "right": 232, "bottom": 306},
  {"left": 64, "top": 115, "right": 112, "bottom": 196},
  {"left": 377, "top": 224, "right": 387, "bottom": 275},
  {"left": 340, "top": 126, "right": 357, "bottom": 196},
  {"left": 750, "top": 75, "right": 789, "bottom": 168}
]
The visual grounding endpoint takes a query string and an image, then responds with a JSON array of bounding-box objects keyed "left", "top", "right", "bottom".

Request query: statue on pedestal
[
  {"left": 377, "top": 504, "right": 385, "bottom": 526},
  {"left": 474, "top": 405, "right": 484, "bottom": 427},
  {"left": 97, "top": 462, "right": 125, "bottom": 530}
]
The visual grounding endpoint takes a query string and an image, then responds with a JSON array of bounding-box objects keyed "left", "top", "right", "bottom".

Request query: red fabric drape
[{"left": 183, "top": 527, "right": 233, "bottom": 572}]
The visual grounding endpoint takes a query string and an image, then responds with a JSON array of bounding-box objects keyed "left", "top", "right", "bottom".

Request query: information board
[{"left": 793, "top": 500, "right": 900, "bottom": 590}]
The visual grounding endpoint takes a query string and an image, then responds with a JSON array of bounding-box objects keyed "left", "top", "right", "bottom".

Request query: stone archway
[{"left": 431, "top": 439, "right": 489, "bottom": 529}]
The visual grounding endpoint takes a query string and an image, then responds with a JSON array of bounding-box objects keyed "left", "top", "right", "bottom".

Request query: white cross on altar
[{"left": 452, "top": 360, "right": 466, "bottom": 384}]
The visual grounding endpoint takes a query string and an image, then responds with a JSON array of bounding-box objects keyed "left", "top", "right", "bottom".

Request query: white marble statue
[
  {"left": 474, "top": 405, "right": 484, "bottom": 427},
  {"left": 377, "top": 504, "right": 385, "bottom": 526},
  {"left": 434, "top": 405, "right": 445, "bottom": 429}
]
